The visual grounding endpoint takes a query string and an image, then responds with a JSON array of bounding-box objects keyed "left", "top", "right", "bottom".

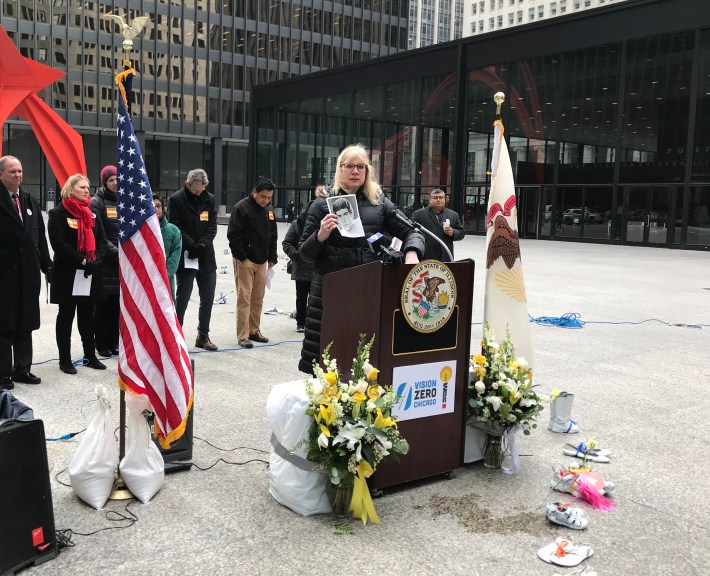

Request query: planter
[
  {"left": 483, "top": 433, "right": 505, "bottom": 469},
  {"left": 327, "top": 480, "right": 353, "bottom": 516}
]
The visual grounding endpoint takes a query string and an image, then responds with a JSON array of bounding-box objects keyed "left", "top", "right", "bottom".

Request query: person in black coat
[
  {"left": 411, "top": 188, "right": 466, "bottom": 262},
  {"left": 297, "top": 144, "right": 425, "bottom": 374},
  {"left": 168, "top": 168, "right": 219, "bottom": 350},
  {"left": 0, "top": 155, "right": 53, "bottom": 389},
  {"left": 48, "top": 174, "right": 115, "bottom": 374},
  {"left": 282, "top": 185, "right": 327, "bottom": 333},
  {"left": 89, "top": 165, "right": 120, "bottom": 356}
]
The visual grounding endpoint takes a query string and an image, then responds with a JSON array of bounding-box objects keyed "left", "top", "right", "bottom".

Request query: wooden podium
[{"left": 321, "top": 259, "right": 475, "bottom": 489}]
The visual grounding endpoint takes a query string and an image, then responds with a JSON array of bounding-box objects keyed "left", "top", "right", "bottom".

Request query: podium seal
[{"left": 401, "top": 260, "right": 457, "bottom": 333}]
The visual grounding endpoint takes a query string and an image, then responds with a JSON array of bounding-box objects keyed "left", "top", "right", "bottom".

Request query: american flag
[{"left": 115, "top": 82, "right": 193, "bottom": 448}]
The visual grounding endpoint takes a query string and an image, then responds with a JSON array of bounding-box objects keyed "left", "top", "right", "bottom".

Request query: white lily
[
  {"left": 333, "top": 422, "right": 367, "bottom": 451},
  {"left": 474, "top": 381, "right": 486, "bottom": 394},
  {"left": 486, "top": 396, "right": 502, "bottom": 411},
  {"left": 317, "top": 432, "right": 329, "bottom": 449}
]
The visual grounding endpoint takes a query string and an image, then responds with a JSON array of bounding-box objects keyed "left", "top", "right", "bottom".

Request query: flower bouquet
[
  {"left": 468, "top": 323, "right": 545, "bottom": 470},
  {"left": 304, "top": 334, "right": 409, "bottom": 524}
]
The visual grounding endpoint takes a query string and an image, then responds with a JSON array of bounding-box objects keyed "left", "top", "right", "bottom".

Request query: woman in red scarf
[{"left": 48, "top": 174, "right": 114, "bottom": 374}]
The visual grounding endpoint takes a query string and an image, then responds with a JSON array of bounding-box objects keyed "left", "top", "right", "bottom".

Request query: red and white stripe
[{"left": 118, "top": 214, "right": 192, "bottom": 445}]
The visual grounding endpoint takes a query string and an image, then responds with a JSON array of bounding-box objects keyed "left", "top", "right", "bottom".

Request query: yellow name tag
[
  {"left": 67, "top": 218, "right": 78, "bottom": 229},
  {"left": 268, "top": 211, "right": 274, "bottom": 221},
  {"left": 106, "top": 207, "right": 117, "bottom": 219},
  {"left": 200, "top": 211, "right": 209, "bottom": 221}
]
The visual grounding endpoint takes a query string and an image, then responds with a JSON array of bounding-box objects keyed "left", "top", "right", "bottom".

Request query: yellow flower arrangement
[
  {"left": 304, "top": 334, "right": 409, "bottom": 524},
  {"left": 468, "top": 323, "right": 545, "bottom": 434}
]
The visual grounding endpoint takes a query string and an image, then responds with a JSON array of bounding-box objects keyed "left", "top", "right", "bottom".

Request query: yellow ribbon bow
[{"left": 350, "top": 460, "right": 380, "bottom": 525}]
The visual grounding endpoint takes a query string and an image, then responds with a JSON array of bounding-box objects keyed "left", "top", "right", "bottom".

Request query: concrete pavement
[{"left": 12, "top": 220, "right": 710, "bottom": 576}]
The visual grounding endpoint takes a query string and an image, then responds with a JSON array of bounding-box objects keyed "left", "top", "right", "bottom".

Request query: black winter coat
[
  {"left": 0, "top": 184, "right": 52, "bottom": 332},
  {"left": 297, "top": 189, "right": 425, "bottom": 373},
  {"left": 47, "top": 203, "right": 112, "bottom": 305},
  {"left": 281, "top": 200, "right": 314, "bottom": 282},
  {"left": 168, "top": 187, "right": 217, "bottom": 272},
  {"left": 89, "top": 187, "right": 120, "bottom": 294},
  {"left": 299, "top": 190, "right": 425, "bottom": 274},
  {"left": 411, "top": 206, "right": 465, "bottom": 261},
  {"left": 227, "top": 195, "right": 278, "bottom": 265}
]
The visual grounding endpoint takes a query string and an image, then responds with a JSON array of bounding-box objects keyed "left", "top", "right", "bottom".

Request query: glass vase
[
  {"left": 483, "top": 433, "right": 505, "bottom": 469},
  {"left": 327, "top": 480, "right": 354, "bottom": 516}
]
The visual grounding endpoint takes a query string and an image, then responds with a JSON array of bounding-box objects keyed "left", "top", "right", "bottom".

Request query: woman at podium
[{"left": 297, "top": 144, "right": 424, "bottom": 374}]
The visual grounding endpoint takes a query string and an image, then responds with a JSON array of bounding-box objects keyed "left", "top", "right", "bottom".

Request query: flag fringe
[
  {"left": 115, "top": 66, "right": 137, "bottom": 109},
  {"left": 118, "top": 376, "right": 193, "bottom": 449}
]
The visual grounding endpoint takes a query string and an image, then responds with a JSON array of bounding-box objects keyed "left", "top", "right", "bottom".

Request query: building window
[
  {"left": 489, "top": 17, "right": 494, "bottom": 29},
  {"left": 472, "top": 4, "right": 477, "bottom": 14},
  {"left": 478, "top": 19, "right": 484, "bottom": 31},
  {"left": 528, "top": 7, "right": 534, "bottom": 19},
  {"left": 538, "top": 5, "right": 544, "bottom": 17},
  {"left": 561, "top": 0, "right": 567, "bottom": 13},
  {"left": 551, "top": 2, "right": 557, "bottom": 15},
  {"left": 508, "top": 12, "right": 514, "bottom": 24},
  {"left": 480, "top": 1, "right": 485, "bottom": 12},
  {"left": 517, "top": 9, "right": 522, "bottom": 22}
]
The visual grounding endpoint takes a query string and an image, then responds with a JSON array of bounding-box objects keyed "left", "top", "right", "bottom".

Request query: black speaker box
[{"left": 0, "top": 419, "right": 58, "bottom": 576}]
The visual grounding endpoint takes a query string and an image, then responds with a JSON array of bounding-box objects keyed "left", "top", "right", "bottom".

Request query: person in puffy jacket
[
  {"left": 297, "top": 144, "right": 424, "bottom": 374},
  {"left": 48, "top": 174, "right": 116, "bottom": 374},
  {"left": 89, "top": 165, "right": 120, "bottom": 357}
]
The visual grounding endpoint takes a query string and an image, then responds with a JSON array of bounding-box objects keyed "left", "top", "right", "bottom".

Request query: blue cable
[{"left": 529, "top": 312, "right": 585, "bottom": 328}]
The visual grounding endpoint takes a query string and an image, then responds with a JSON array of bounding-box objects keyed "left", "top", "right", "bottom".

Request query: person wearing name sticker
[
  {"left": 168, "top": 168, "right": 219, "bottom": 351},
  {"left": 412, "top": 188, "right": 465, "bottom": 262},
  {"left": 48, "top": 174, "right": 115, "bottom": 374},
  {"left": 227, "top": 178, "right": 278, "bottom": 349},
  {"left": 0, "top": 155, "right": 53, "bottom": 389},
  {"left": 297, "top": 144, "right": 425, "bottom": 374},
  {"left": 89, "top": 165, "right": 120, "bottom": 357}
]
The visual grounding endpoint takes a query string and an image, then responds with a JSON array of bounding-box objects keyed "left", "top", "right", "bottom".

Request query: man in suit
[
  {"left": 168, "top": 168, "right": 219, "bottom": 350},
  {"left": 0, "top": 156, "right": 52, "bottom": 388},
  {"left": 412, "top": 188, "right": 466, "bottom": 262}
]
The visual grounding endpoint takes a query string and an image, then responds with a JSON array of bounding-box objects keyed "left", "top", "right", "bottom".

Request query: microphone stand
[{"left": 393, "top": 209, "right": 454, "bottom": 262}]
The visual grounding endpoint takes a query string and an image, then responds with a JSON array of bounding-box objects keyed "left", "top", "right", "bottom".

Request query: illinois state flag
[
  {"left": 483, "top": 118, "right": 534, "bottom": 367},
  {"left": 115, "top": 73, "right": 193, "bottom": 447}
]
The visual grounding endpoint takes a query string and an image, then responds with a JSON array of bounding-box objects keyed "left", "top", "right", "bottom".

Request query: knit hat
[{"left": 100, "top": 165, "right": 117, "bottom": 186}]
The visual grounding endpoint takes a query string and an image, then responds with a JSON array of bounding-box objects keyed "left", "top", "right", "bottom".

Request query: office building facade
[
  {"left": 465, "top": 0, "right": 628, "bottom": 36},
  {"left": 1, "top": 0, "right": 408, "bottom": 209},
  {"left": 250, "top": 0, "right": 710, "bottom": 249}
]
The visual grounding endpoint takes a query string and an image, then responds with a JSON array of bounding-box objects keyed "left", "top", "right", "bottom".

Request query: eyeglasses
[{"left": 341, "top": 163, "right": 366, "bottom": 172}]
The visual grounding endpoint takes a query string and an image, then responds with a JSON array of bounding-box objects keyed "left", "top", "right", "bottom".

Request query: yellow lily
[
  {"left": 374, "top": 407, "right": 397, "bottom": 430},
  {"left": 472, "top": 354, "right": 487, "bottom": 367},
  {"left": 367, "top": 385, "right": 380, "bottom": 400},
  {"left": 319, "top": 424, "right": 331, "bottom": 438},
  {"left": 352, "top": 391, "right": 366, "bottom": 403},
  {"left": 550, "top": 388, "right": 561, "bottom": 399},
  {"left": 367, "top": 368, "right": 380, "bottom": 381},
  {"left": 509, "top": 390, "right": 521, "bottom": 405},
  {"left": 324, "top": 371, "right": 338, "bottom": 387},
  {"left": 317, "top": 403, "right": 336, "bottom": 426}
]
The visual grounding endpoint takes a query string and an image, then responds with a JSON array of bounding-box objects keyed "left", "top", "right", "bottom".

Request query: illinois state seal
[{"left": 401, "top": 260, "right": 457, "bottom": 333}]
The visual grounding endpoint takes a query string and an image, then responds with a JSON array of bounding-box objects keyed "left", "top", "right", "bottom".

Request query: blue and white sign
[{"left": 392, "top": 360, "right": 457, "bottom": 422}]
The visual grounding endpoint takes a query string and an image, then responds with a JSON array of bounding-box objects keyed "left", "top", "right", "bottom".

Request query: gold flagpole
[{"left": 104, "top": 10, "right": 149, "bottom": 501}]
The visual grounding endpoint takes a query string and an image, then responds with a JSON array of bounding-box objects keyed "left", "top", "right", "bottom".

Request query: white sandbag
[
  {"left": 266, "top": 380, "right": 331, "bottom": 516},
  {"left": 69, "top": 385, "right": 119, "bottom": 509},
  {"left": 119, "top": 394, "right": 165, "bottom": 504}
]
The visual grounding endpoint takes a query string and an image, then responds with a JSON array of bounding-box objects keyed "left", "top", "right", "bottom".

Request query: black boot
[{"left": 84, "top": 356, "right": 107, "bottom": 370}]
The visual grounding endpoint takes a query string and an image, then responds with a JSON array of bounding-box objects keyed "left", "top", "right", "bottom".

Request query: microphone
[{"left": 367, "top": 232, "right": 404, "bottom": 265}]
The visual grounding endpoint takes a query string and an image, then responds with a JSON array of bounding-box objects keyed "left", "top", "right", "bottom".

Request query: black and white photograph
[{"left": 326, "top": 194, "right": 365, "bottom": 238}]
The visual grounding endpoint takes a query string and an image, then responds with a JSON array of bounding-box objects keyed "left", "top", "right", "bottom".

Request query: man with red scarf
[{"left": 0, "top": 156, "right": 52, "bottom": 389}]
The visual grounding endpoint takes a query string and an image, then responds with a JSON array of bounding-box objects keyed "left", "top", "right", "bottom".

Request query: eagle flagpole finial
[{"left": 103, "top": 13, "right": 150, "bottom": 62}]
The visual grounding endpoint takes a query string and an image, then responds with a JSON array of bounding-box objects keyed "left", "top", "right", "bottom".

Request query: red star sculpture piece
[{"left": 0, "top": 24, "right": 86, "bottom": 185}]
